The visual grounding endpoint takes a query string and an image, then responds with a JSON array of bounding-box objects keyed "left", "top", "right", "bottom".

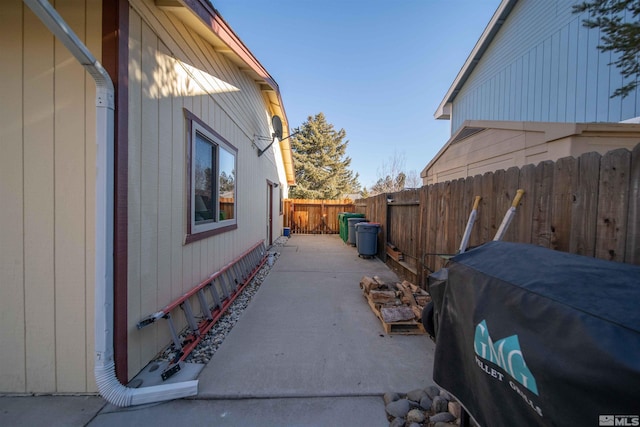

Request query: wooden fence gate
[{"left": 284, "top": 199, "right": 355, "bottom": 234}]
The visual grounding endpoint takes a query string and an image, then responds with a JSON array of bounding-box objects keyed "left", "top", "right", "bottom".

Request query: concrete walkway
[{"left": 0, "top": 235, "right": 435, "bottom": 426}]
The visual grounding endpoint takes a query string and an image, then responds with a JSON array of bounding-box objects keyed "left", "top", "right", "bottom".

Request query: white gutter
[{"left": 22, "top": 0, "right": 198, "bottom": 406}]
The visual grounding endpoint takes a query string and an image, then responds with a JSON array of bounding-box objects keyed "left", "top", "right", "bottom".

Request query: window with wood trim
[{"left": 185, "top": 109, "right": 237, "bottom": 243}]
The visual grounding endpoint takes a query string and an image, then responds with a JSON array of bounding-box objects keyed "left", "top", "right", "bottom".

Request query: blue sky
[{"left": 213, "top": 0, "right": 503, "bottom": 190}]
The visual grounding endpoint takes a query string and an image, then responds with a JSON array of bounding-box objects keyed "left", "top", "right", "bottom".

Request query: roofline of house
[
  {"left": 433, "top": 0, "right": 518, "bottom": 120},
  {"left": 158, "top": 0, "right": 295, "bottom": 184},
  {"left": 421, "top": 119, "right": 640, "bottom": 177}
]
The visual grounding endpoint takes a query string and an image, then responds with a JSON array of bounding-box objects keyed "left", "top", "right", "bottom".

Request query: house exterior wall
[
  {"left": 126, "top": 0, "right": 285, "bottom": 377},
  {"left": 0, "top": 0, "right": 289, "bottom": 393},
  {"left": 0, "top": 0, "right": 100, "bottom": 393},
  {"left": 424, "top": 128, "right": 534, "bottom": 185},
  {"left": 423, "top": 122, "right": 640, "bottom": 185},
  {"left": 450, "top": 0, "right": 640, "bottom": 134}
]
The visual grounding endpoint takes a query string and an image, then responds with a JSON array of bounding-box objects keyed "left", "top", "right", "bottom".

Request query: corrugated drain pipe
[{"left": 23, "top": 0, "right": 198, "bottom": 406}]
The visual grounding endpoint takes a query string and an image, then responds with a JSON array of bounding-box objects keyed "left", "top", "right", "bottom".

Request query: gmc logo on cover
[{"left": 473, "top": 320, "right": 538, "bottom": 395}]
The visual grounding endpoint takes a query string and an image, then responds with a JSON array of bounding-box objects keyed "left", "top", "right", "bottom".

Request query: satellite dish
[{"left": 272, "top": 115, "right": 283, "bottom": 140}]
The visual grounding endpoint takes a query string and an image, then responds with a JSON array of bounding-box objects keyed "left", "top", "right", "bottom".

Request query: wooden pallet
[{"left": 364, "top": 293, "right": 426, "bottom": 335}]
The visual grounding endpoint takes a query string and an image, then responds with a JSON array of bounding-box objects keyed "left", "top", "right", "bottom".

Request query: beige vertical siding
[
  {"left": 126, "top": 1, "right": 284, "bottom": 378},
  {"left": 0, "top": 0, "right": 100, "bottom": 393},
  {"left": 424, "top": 123, "right": 640, "bottom": 185},
  {"left": 0, "top": 0, "right": 286, "bottom": 391},
  {"left": 0, "top": 0, "right": 27, "bottom": 393},
  {"left": 23, "top": 2, "right": 56, "bottom": 393}
]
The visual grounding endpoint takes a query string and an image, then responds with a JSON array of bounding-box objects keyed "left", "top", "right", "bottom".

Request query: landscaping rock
[
  {"left": 385, "top": 399, "right": 411, "bottom": 419},
  {"left": 430, "top": 412, "right": 457, "bottom": 423},
  {"left": 440, "top": 389, "right": 452, "bottom": 401},
  {"left": 406, "top": 409, "right": 426, "bottom": 424},
  {"left": 425, "top": 385, "right": 441, "bottom": 399},
  {"left": 448, "top": 401, "right": 461, "bottom": 418},
  {"left": 383, "top": 392, "right": 400, "bottom": 406},
  {"left": 406, "top": 388, "right": 427, "bottom": 402},
  {"left": 419, "top": 395, "right": 432, "bottom": 411},
  {"left": 433, "top": 395, "right": 448, "bottom": 413},
  {"left": 384, "top": 384, "right": 463, "bottom": 427}
]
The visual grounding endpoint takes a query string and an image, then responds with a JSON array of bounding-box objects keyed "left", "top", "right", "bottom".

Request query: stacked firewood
[{"left": 359, "top": 276, "right": 431, "bottom": 324}]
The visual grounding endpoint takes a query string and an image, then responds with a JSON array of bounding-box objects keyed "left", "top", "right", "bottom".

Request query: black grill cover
[{"left": 431, "top": 241, "right": 640, "bottom": 427}]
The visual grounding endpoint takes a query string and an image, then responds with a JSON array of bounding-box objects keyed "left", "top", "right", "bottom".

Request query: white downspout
[{"left": 23, "top": 0, "right": 198, "bottom": 406}]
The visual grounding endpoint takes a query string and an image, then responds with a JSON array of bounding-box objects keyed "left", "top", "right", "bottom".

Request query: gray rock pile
[
  {"left": 384, "top": 384, "right": 464, "bottom": 427},
  {"left": 154, "top": 236, "right": 288, "bottom": 365}
]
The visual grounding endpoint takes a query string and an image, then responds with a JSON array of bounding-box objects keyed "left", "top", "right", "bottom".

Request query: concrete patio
[{"left": 0, "top": 234, "right": 436, "bottom": 426}]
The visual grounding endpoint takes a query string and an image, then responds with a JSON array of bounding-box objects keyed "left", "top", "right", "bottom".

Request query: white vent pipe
[{"left": 22, "top": 0, "right": 198, "bottom": 406}]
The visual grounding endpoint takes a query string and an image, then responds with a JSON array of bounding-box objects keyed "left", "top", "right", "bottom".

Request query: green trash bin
[
  {"left": 338, "top": 213, "right": 348, "bottom": 242},
  {"left": 338, "top": 212, "right": 365, "bottom": 243}
]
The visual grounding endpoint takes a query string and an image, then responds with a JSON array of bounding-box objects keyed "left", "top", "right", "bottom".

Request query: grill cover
[{"left": 430, "top": 241, "right": 640, "bottom": 427}]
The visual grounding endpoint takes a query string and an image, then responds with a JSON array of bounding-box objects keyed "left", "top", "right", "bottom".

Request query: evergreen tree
[
  {"left": 289, "top": 113, "right": 360, "bottom": 199},
  {"left": 367, "top": 151, "right": 421, "bottom": 196},
  {"left": 573, "top": 0, "right": 640, "bottom": 98},
  {"left": 369, "top": 172, "right": 406, "bottom": 195}
]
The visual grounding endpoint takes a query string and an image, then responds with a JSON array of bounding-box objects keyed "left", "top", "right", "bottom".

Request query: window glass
[
  {"left": 194, "top": 132, "right": 215, "bottom": 224},
  {"left": 218, "top": 147, "right": 235, "bottom": 220}
]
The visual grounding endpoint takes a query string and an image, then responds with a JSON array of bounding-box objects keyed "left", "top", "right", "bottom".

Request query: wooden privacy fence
[
  {"left": 284, "top": 199, "right": 355, "bottom": 234},
  {"left": 355, "top": 144, "right": 640, "bottom": 288}
]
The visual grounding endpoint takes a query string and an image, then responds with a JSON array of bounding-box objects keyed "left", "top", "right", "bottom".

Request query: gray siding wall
[{"left": 451, "top": 0, "right": 640, "bottom": 133}]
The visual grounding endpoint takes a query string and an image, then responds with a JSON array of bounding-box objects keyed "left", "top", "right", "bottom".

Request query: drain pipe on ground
[{"left": 23, "top": 0, "right": 198, "bottom": 406}]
